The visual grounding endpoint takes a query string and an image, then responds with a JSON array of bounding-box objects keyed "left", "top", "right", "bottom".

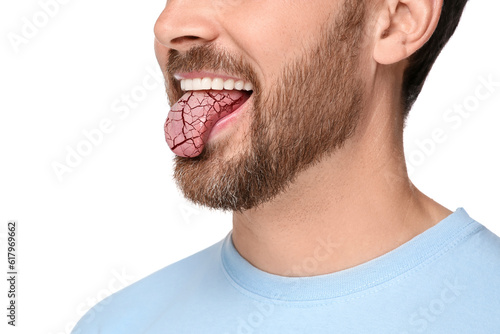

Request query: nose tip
[{"left": 154, "top": 3, "right": 219, "bottom": 52}]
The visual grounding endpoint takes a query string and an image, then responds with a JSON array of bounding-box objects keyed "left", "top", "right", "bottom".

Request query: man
[{"left": 73, "top": 0, "right": 500, "bottom": 333}]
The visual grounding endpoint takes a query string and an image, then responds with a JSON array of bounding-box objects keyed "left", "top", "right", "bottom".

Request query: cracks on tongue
[{"left": 165, "top": 91, "right": 246, "bottom": 158}]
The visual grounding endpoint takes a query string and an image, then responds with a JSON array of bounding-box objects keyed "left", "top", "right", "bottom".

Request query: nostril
[{"left": 171, "top": 36, "right": 200, "bottom": 44}]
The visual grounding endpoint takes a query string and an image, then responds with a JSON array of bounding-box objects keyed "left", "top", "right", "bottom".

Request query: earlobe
[{"left": 373, "top": 0, "right": 443, "bottom": 65}]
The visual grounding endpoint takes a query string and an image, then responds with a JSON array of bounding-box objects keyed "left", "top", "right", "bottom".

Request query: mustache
[{"left": 165, "top": 45, "right": 259, "bottom": 104}]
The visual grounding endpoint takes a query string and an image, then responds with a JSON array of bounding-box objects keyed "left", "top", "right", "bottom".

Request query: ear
[{"left": 373, "top": 0, "right": 443, "bottom": 65}]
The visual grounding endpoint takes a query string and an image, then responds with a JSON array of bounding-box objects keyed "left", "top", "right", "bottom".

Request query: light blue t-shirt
[{"left": 73, "top": 208, "right": 500, "bottom": 333}]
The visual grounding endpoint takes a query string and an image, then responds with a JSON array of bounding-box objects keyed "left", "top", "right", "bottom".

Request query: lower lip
[{"left": 207, "top": 94, "right": 253, "bottom": 141}]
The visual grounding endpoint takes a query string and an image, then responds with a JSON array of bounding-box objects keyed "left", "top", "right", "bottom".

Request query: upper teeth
[{"left": 180, "top": 78, "right": 253, "bottom": 92}]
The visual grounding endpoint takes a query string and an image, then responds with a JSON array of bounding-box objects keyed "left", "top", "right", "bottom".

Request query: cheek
[{"left": 223, "top": 2, "right": 334, "bottom": 79}]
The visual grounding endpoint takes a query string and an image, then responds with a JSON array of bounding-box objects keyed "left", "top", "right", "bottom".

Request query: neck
[{"left": 231, "top": 92, "right": 451, "bottom": 277}]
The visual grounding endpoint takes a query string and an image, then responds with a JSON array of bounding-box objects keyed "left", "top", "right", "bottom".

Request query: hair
[{"left": 401, "top": 0, "right": 469, "bottom": 120}]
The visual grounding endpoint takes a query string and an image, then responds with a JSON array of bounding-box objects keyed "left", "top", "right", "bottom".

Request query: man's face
[{"left": 154, "top": 0, "right": 368, "bottom": 211}]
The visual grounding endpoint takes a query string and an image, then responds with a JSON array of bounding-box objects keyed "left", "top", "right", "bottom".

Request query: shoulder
[
  {"left": 71, "top": 237, "right": 225, "bottom": 334},
  {"left": 462, "top": 221, "right": 500, "bottom": 262},
  {"left": 444, "top": 211, "right": 500, "bottom": 272},
  {"left": 443, "top": 218, "right": 500, "bottom": 297},
  {"left": 442, "top": 209, "right": 500, "bottom": 266},
  {"left": 442, "top": 222, "right": 500, "bottom": 330}
]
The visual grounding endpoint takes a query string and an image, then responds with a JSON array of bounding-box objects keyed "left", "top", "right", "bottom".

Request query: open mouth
[{"left": 164, "top": 76, "right": 254, "bottom": 158}]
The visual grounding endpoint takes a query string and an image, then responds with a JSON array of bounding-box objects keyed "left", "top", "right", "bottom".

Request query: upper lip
[{"left": 174, "top": 71, "right": 248, "bottom": 82}]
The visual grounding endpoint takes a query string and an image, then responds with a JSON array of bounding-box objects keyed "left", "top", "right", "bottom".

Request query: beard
[{"left": 165, "top": 0, "right": 366, "bottom": 212}]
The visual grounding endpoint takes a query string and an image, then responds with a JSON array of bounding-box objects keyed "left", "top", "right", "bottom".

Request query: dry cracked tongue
[{"left": 164, "top": 90, "right": 249, "bottom": 158}]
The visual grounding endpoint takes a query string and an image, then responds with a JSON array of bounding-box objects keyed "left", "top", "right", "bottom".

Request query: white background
[{"left": 0, "top": 1, "right": 499, "bottom": 333}]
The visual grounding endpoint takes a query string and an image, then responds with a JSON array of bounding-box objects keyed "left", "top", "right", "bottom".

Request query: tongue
[{"left": 164, "top": 90, "right": 248, "bottom": 158}]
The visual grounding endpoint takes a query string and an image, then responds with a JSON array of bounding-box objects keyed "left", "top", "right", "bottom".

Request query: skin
[{"left": 154, "top": 0, "right": 452, "bottom": 276}]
